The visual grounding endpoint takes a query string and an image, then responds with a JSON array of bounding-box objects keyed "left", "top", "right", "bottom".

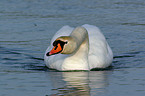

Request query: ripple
[
  {"left": 0, "top": 46, "right": 46, "bottom": 71},
  {"left": 113, "top": 51, "right": 145, "bottom": 69},
  {"left": 121, "top": 23, "right": 145, "bottom": 26},
  {"left": 1, "top": 46, "right": 145, "bottom": 72}
]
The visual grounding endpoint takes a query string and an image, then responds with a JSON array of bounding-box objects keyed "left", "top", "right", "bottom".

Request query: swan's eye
[
  {"left": 53, "top": 40, "right": 67, "bottom": 47},
  {"left": 53, "top": 41, "right": 58, "bottom": 46},
  {"left": 64, "top": 41, "right": 68, "bottom": 44}
]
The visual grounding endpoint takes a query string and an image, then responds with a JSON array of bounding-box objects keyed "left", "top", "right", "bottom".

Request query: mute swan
[{"left": 44, "top": 24, "right": 113, "bottom": 71}]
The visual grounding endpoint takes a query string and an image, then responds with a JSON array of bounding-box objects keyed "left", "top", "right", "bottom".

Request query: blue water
[{"left": 0, "top": 0, "right": 145, "bottom": 96}]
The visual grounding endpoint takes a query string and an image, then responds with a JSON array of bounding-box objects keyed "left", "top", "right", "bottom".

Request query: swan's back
[{"left": 82, "top": 24, "right": 113, "bottom": 69}]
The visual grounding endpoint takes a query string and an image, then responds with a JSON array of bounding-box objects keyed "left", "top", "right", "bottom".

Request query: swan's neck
[
  {"left": 62, "top": 27, "right": 90, "bottom": 70},
  {"left": 70, "top": 27, "right": 89, "bottom": 49},
  {"left": 70, "top": 27, "right": 89, "bottom": 56}
]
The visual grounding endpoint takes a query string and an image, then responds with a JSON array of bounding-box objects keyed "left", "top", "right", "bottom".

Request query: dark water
[{"left": 0, "top": 0, "right": 145, "bottom": 96}]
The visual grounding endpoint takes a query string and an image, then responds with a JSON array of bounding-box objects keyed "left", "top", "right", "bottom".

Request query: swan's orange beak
[{"left": 48, "top": 43, "right": 62, "bottom": 56}]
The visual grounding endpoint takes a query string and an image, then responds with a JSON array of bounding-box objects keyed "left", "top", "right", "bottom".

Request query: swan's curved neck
[
  {"left": 62, "top": 27, "right": 90, "bottom": 70},
  {"left": 60, "top": 27, "right": 89, "bottom": 55},
  {"left": 70, "top": 27, "right": 89, "bottom": 52},
  {"left": 69, "top": 27, "right": 89, "bottom": 60}
]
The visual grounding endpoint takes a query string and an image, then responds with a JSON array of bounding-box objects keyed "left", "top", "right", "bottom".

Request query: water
[{"left": 0, "top": 0, "right": 145, "bottom": 96}]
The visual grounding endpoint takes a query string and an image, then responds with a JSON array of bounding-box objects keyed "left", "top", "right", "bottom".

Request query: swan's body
[{"left": 44, "top": 24, "right": 113, "bottom": 71}]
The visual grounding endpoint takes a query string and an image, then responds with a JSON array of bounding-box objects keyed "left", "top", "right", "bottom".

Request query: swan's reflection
[
  {"left": 48, "top": 71, "right": 112, "bottom": 96},
  {"left": 61, "top": 72, "right": 90, "bottom": 96}
]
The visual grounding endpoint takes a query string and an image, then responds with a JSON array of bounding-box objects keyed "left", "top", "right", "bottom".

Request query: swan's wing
[
  {"left": 48, "top": 25, "right": 74, "bottom": 51},
  {"left": 50, "top": 25, "right": 74, "bottom": 46},
  {"left": 44, "top": 25, "right": 74, "bottom": 70},
  {"left": 82, "top": 24, "right": 113, "bottom": 69}
]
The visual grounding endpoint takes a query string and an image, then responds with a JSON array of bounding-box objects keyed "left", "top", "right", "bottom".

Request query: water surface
[{"left": 0, "top": 0, "right": 145, "bottom": 96}]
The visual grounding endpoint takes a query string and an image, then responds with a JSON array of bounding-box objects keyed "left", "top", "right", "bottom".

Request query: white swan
[{"left": 44, "top": 24, "right": 113, "bottom": 71}]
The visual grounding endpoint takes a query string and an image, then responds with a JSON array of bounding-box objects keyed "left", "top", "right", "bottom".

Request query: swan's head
[{"left": 46, "top": 36, "right": 77, "bottom": 56}]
